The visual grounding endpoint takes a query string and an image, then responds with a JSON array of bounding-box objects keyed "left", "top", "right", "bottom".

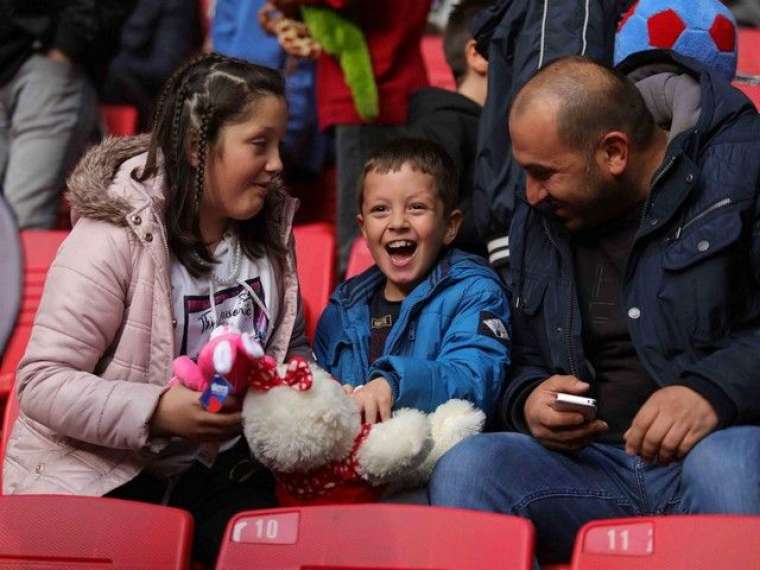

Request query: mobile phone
[{"left": 552, "top": 393, "right": 597, "bottom": 421}]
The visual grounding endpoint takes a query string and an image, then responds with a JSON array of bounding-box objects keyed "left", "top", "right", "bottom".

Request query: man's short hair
[
  {"left": 511, "top": 56, "right": 657, "bottom": 155},
  {"left": 357, "top": 138, "right": 459, "bottom": 215},
  {"left": 443, "top": 0, "right": 491, "bottom": 85}
]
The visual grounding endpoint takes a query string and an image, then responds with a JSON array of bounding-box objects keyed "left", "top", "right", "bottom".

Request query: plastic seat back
[
  {"left": 738, "top": 28, "right": 760, "bottom": 76},
  {"left": 0, "top": 495, "right": 193, "bottom": 568},
  {"left": 0, "top": 231, "right": 68, "bottom": 400},
  {"left": 345, "top": 237, "right": 374, "bottom": 279},
  {"left": 100, "top": 104, "right": 139, "bottom": 136},
  {"left": 570, "top": 515, "right": 760, "bottom": 570},
  {"left": 0, "top": 382, "right": 19, "bottom": 490},
  {"left": 293, "top": 223, "right": 336, "bottom": 340},
  {"left": 216, "top": 504, "right": 535, "bottom": 570}
]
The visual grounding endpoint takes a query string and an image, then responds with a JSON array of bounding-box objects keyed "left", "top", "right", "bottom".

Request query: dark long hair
[{"left": 134, "top": 53, "right": 287, "bottom": 277}]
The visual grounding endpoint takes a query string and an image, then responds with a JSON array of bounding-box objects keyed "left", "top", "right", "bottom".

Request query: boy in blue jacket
[{"left": 314, "top": 138, "right": 510, "bottom": 424}]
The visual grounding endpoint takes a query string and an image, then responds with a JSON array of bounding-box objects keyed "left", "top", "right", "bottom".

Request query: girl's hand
[
  {"left": 349, "top": 378, "right": 393, "bottom": 424},
  {"left": 150, "top": 385, "right": 242, "bottom": 442}
]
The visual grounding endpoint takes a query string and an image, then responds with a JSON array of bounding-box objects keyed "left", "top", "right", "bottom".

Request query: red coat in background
[{"left": 313, "top": 0, "right": 432, "bottom": 129}]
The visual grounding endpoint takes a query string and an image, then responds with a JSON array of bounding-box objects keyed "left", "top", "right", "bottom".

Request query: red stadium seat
[
  {"left": 293, "top": 223, "right": 336, "bottom": 340},
  {"left": 101, "top": 104, "right": 139, "bottom": 136},
  {"left": 570, "top": 515, "right": 760, "bottom": 570},
  {"left": 0, "top": 231, "right": 68, "bottom": 402},
  {"left": 0, "top": 495, "right": 193, "bottom": 569},
  {"left": 345, "top": 236, "right": 374, "bottom": 278},
  {"left": 216, "top": 504, "right": 535, "bottom": 570},
  {"left": 422, "top": 34, "right": 456, "bottom": 91},
  {"left": 0, "top": 383, "right": 18, "bottom": 488},
  {"left": 734, "top": 82, "right": 760, "bottom": 110},
  {"left": 738, "top": 28, "right": 760, "bottom": 76}
]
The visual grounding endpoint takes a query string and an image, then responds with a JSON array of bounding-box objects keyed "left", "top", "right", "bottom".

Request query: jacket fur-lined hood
[{"left": 66, "top": 135, "right": 157, "bottom": 227}]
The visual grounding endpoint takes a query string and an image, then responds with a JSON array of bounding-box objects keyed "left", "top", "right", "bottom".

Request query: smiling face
[
  {"left": 200, "top": 95, "right": 287, "bottom": 236},
  {"left": 358, "top": 163, "right": 461, "bottom": 301},
  {"left": 509, "top": 100, "right": 614, "bottom": 232}
]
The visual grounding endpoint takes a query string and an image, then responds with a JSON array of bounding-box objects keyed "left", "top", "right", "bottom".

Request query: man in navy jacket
[{"left": 430, "top": 52, "right": 760, "bottom": 563}]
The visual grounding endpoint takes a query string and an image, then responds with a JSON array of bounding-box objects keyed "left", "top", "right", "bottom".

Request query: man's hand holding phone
[{"left": 524, "top": 375, "right": 608, "bottom": 451}]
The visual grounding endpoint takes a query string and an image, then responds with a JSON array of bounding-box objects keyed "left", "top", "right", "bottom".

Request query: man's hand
[
  {"left": 624, "top": 385, "right": 718, "bottom": 465},
  {"left": 150, "top": 385, "right": 242, "bottom": 442},
  {"left": 524, "top": 375, "right": 608, "bottom": 451},
  {"left": 350, "top": 377, "right": 393, "bottom": 424}
]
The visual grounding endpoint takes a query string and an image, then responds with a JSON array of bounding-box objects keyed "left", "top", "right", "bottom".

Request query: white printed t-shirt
[
  {"left": 171, "top": 234, "right": 279, "bottom": 359},
  {"left": 149, "top": 234, "right": 278, "bottom": 479}
]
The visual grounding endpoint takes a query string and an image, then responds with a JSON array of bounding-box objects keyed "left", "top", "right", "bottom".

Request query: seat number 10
[{"left": 232, "top": 512, "right": 300, "bottom": 545}]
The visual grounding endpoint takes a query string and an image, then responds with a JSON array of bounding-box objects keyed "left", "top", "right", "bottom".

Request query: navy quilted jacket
[{"left": 502, "top": 51, "right": 760, "bottom": 432}]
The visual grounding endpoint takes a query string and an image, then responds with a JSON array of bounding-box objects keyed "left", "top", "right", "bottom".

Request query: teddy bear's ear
[
  {"left": 240, "top": 332, "right": 264, "bottom": 359},
  {"left": 213, "top": 340, "right": 234, "bottom": 374}
]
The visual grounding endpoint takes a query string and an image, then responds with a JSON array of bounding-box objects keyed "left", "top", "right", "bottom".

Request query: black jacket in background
[
  {"left": 404, "top": 86, "right": 484, "bottom": 257},
  {"left": 470, "top": 0, "right": 632, "bottom": 268},
  {"left": 0, "top": 0, "right": 137, "bottom": 87}
]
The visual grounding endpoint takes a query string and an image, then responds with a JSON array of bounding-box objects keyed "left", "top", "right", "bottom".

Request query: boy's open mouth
[{"left": 385, "top": 240, "right": 417, "bottom": 266}]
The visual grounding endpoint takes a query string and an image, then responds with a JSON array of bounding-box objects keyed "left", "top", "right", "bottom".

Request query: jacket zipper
[
  {"left": 674, "top": 198, "right": 733, "bottom": 239},
  {"left": 650, "top": 154, "right": 678, "bottom": 191},
  {"left": 543, "top": 220, "right": 579, "bottom": 377}
]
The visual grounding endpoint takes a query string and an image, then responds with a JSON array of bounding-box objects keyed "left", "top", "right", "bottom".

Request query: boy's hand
[
  {"left": 524, "top": 375, "right": 608, "bottom": 451},
  {"left": 350, "top": 378, "right": 393, "bottom": 424},
  {"left": 150, "top": 385, "right": 242, "bottom": 442}
]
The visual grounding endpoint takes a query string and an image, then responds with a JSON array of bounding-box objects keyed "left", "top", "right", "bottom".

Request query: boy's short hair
[
  {"left": 443, "top": 0, "right": 491, "bottom": 85},
  {"left": 357, "top": 138, "right": 459, "bottom": 215}
]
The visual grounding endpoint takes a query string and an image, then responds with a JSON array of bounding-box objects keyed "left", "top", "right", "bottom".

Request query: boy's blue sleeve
[
  {"left": 313, "top": 301, "right": 338, "bottom": 373},
  {"left": 367, "top": 282, "right": 511, "bottom": 417}
]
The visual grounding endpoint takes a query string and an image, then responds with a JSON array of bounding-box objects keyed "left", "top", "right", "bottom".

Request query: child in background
[
  {"left": 314, "top": 138, "right": 510, "bottom": 426},
  {"left": 3, "top": 53, "right": 309, "bottom": 565},
  {"left": 405, "top": 0, "right": 491, "bottom": 256}
]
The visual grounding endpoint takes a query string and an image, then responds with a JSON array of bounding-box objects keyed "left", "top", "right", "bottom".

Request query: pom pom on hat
[{"left": 615, "top": 0, "right": 738, "bottom": 81}]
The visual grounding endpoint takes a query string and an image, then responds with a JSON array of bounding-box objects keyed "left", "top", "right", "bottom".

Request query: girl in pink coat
[{"left": 3, "top": 53, "right": 310, "bottom": 565}]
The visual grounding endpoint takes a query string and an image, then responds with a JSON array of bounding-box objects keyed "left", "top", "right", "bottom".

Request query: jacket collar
[{"left": 333, "top": 248, "right": 489, "bottom": 308}]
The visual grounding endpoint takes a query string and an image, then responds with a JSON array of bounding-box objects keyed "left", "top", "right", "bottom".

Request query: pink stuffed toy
[{"left": 169, "top": 324, "right": 274, "bottom": 412}]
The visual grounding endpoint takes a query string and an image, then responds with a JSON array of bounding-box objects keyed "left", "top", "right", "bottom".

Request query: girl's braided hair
[{"left": 134, "top": 52, "right": 287, "bottom": 277}]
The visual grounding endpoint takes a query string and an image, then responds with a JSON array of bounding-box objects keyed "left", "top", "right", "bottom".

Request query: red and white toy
[
  {"left": 242, "top": 358, "right": 485, "bottom": 505},
  {"left": 171, "top": 325, "right": 485, "bottom": 504}
]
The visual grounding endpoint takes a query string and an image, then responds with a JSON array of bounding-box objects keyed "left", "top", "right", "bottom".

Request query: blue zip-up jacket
[
  {"left": 314, "top": 249, "right": 511, "bottom": 418},
  {"left": 503, "top": 50, "right": 760, "bottom": 432}
]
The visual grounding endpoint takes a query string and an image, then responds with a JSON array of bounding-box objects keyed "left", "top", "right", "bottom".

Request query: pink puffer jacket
[{"left": 3, "top": 136, "right": 309, "bottom": 495}]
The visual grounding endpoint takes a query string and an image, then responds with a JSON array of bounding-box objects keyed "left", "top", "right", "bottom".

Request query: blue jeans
[{"left": 429, "top": 427, "right": 760, "bottom": 563}]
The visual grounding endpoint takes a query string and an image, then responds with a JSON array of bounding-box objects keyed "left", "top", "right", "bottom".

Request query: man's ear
[
  {"left": 465, "top": 39, "right": 488, "bottom": 77},
  {"left": 596, "top": 131, "right": 629, "bottom": 177},
  {"left": 443, "top": 209, "right": 463, "bottom": 246},
  {"left": 356, "top": 213, "right": 368, "bottom": 239}
]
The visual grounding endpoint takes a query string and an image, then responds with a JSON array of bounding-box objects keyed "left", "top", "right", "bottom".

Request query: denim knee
[
  {"left": 429, "top": 432, "right": 532, "bottom": 509},
  {"left": 680, "top": 426, "right": 760, "bottom": 513}
]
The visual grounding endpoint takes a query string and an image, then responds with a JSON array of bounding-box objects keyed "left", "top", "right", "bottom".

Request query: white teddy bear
[{"left": 242, "top": 355, "right": 485, "bottom": 504}]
